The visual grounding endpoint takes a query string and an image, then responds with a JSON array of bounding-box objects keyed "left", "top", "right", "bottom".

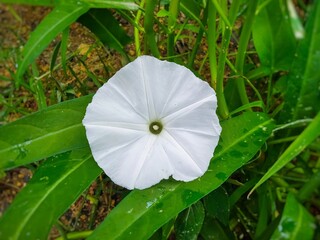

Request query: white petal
[
  {"left": 83, "top": 56, "right": 221, "bottom": 190},
  {"left": 97, "top": 135, "right": 151, "bottom": 189},
  {"left": 134, "top": 136, "right": 174, "bottom": 189}
]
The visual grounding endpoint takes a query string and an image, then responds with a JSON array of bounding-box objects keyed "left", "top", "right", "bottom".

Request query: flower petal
[{"left": 83, "top": 56, "right": 222, "bottom": 190}]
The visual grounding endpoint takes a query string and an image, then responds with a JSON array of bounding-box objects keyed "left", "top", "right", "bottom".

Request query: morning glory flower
[{"left": 83, "top": 56, "right": 221, "bottom": 190}]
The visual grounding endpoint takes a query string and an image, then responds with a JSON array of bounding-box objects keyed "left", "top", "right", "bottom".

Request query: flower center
[{"left": 149, "top": 121, "right": 163, "bottom": 135}]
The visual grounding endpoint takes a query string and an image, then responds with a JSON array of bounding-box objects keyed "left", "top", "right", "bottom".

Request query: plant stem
[
  {"left": 213, "top": 0, "right": 241, "bottom": 119},
  {"left": 208, "top": 1, "right": 217, "bottom": 88},
  {"left": 235, "top": 1, "right": 258, "bottom": 108},
  {"left": 144, "top": 0, "right": 160, "bottom": 57},
  {"left": 134, "top": 0, "right": 145, "bottom": 56},
  {"left": 167, "top": 0, "right": 180, "bottom": 58}
]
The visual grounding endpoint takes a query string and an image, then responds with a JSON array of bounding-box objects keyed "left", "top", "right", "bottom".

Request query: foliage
[{"left": 0, "top": 0, "right": 319, "bottom": 239}]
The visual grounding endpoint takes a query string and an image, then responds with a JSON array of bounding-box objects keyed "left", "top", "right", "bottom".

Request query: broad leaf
[
  {"left": 0, "top": 95, "right": 92, "bottom": 170},
  {"left": 0, "top": 148, "right": 102, "bottom": 240},
  {"left": 271, "top": 193, "right": 315, "bottom": 240},
  {"left": 175, "top": 201, "right": 205, "bottom": 240},
  {"left": 252, "top": 0, "right": 296, "bottom": 72},
  {"left": 279, "top": 0, "right": 320, "bottom": 123},
  {"left": 78, "top": 9, "right": 131, "bottom": 55},
  {"left": 16, "top": 4, "right": 89, "bottom": 82},
  {"left": 87, "top": 112, "right": 275, "bottom": 240}
]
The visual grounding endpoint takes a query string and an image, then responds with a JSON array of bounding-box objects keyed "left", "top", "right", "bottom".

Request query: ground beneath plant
[
  {"left": 0, "top": 4, "right": 129, "bottom": 238},
  {"left": 0, "top": 3, "right": 216, "bottom": 239}
]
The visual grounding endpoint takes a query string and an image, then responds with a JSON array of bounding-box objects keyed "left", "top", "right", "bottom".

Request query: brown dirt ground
[
  {"left": 0, "top": 3, "right": 218, "bottom": 239},
  {"left": 0, "top": 4, "right": 129, "bottom": 238}
]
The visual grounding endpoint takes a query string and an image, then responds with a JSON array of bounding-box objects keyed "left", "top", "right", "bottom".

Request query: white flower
[{"left": 83, "top": 56, "right": 221, "bottom": 190}]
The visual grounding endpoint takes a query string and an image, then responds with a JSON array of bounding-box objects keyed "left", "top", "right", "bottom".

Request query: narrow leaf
[
  {"left": 77, "top": 9, "right": 131, "bottom": 55},
  {"left": 250, "top": 111, "right": 320, "bottom": 195},
  {"left": 80, "top": 0, "right": 138, "bottom": 10},
  {"left": 0, "top": 148, "right": 102, "bottom": 240},
  {"left": 0, "top": 95, "right": 93, "bottom": 170},
  {"left": 0, "top": 0, "right": 54, "bottom": 6},
  {"left": 279, "top": 0, "right": 320, "bottom": 123},
  {"left": 271, "top": 193, "right": 315, "bottom": 240},
  {"left": 16, "top": 4, "right": 89, "bottom": 82},
  {"left": 87, "top": 112, "right": 275, "bottom": 240}
]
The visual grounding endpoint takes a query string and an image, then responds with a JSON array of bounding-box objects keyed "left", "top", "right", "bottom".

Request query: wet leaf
[
  {"left": 278, "top": 0, "right": 320, "bottom": 123},
  {"left": 200, "top": 216, "right": 234, "bottom": 240},
  {"left": 204, "top": 187, "right": 230, "bottom": 225},
  {"left": 0, "top": 148, "right": 102, "bottom": 240},
  {"left": 0, "top": 95, "right": 92, "bottom": 170},
  {"left": 87, "top": 112, "right": 275, "bottom": 240},
  {"left": 252, "top": 0, "right": 296, "bottom": 72},
  {"left": 250, "top": 111, "right": 320, "bottom": 195},
  {"left": 271, "top": 193, "right": 315, "bottom": 240},
  {"left": 175, "top": 201, "right": 205, "bottom": 240}
]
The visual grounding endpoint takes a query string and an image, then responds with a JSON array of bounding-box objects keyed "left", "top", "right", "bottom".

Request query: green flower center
[{"left": 149, "top": 121, "right": 163, "bottom": 135}]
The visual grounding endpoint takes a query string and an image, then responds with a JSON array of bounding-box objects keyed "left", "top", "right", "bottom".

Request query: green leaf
[
  {"left": 252, "top": 0, "right": 296, "bottom": 71},
  {"left": 16, "top": 4, "right": 89, "bottom": 82},
  {"left": 279, "top": 0, "right": 320, "bottom": 123},
  {"left": 0, "top": 95, "right": 92, "bottom": 170},
  {"left": 80, "top": 0, "right": 138, "bottom": 10},
  {"left": 180, "top": 0, "right": 205, "bottom": 30},
  {"left": 77, "top": 9, "right": 131, "bottom": 55},
  {"left": 0, "top": 0, "right": 55, "bottom": 6},
  {"left": 250, "top": 111, "right": 320, "bottom": 195},
  {"left": 271, "top": 193, "right": 315, "bottom": 240},
  {"left": 203, "top": 187, "right": 230, "bottom": 225},
  {"left": 0, "top": 0, "right": 139, "bottom": 9},
  {"left": 200, "top": 216, "right": 234, "bottom": 240},
  {"left": 87, "top": 112, "right": 275, "bottom": 240},
  {"left": 175, "top": 201, "right": 205, "bottom": 240},
  {"left": 0, "top": 148, "right": 102, "bottom": 240}
]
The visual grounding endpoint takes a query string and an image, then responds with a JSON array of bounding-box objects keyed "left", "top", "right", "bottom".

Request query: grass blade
[
  {"left": 249, "top": 111, "right": 320, "bottom": 196},
  {"left": 77, "top": 9, "right": 131, "bottom": 57},
  {"left": 80, "top": 0, "right": 138, "bottom": 10},
  {"left": 16, "top": 4, "right": 89, "bottom": 83}
]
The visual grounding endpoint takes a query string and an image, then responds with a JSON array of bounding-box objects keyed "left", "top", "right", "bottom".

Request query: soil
[
  {"left": 0, "top": 3, "right": 128, "bottom": 238},
  {"left": 0, "top": 3, "right": 215, "bottom": 239}
]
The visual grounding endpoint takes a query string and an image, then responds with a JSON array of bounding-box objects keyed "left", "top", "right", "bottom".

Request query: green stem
[
  {"left": 235, "top": 1, "right": 258, "bottom": 108},
  {"left": 167, "top": 0, "right": 180, "bottom": 58},
  {"left": 134, "top": 0, "right": 145, "bottom": 56},
  {"left": 144, "top": 0, "right": 160, "bottom": 57},
  {"left": 211, "top": 0, "right": 231, "bottom": 28},
  {"left": 215, "top": 1, "right": 241, "bottom": 119},
  {"left": 208, "top": 1, "right": 217, "bottom": 88},
  {"left": 266, "top": 73, "right": 273, "bottom": 111}
]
